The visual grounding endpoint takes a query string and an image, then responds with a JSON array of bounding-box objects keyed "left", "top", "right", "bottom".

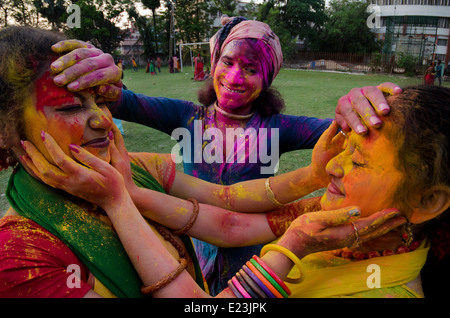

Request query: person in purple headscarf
[{"left": 49, "top": 16, "right": 403, "bottom": 295}]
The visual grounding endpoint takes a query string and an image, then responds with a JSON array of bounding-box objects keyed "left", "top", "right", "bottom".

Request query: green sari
[{"left": 6, "top": 163, "right": 204, "bottom": 298}]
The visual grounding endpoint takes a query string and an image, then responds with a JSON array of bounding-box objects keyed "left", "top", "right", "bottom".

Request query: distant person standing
[
  {"left": 173, "top": 56, "right": 179, "bottom": 73},
  {"left": 145, "top": 57, "right": 150, "bottom": 73},
  {"left": 424, "top": 62, "right": 435, "bottom": 85},
  {"left": 156, "top": 56, "right": 161, "bottom": 72},
  {"left": 149, "top": 58, "right": 156, "bottom": 75},
  {"left": 194, "top": 53, "right": 205, "bottom": 81},
  {"left": 436, "top": 60, "right": 444, "bottom": 86},
  {"left": 132, "top": 57, "right": 138, "bottom": 72},
  {"left": 169, "top": 56, "right": 174, "bottom": 73}
]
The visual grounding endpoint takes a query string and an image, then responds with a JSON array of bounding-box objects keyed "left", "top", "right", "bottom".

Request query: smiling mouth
[
  {"left": 222, "top": 84, "right": 245, "bottom": 94},
  {"left": 81, "top": 137, "right": 110, "bottom": 148}
]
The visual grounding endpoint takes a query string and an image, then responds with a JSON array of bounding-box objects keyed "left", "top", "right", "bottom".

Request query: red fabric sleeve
[{"left": 0, "top": 216, "right": 92, "bottom": 298}]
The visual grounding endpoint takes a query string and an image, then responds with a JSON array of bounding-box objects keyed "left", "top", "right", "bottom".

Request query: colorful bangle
[
  {"left": 242, "top": 264, "right": 276, "bottom": 298},
  {"left": 141, "top": 258, "right": 187, "bottom": 295},
  {"left": 252, "top": 255, "right": 291, "bottom": 296},
  {"left": 260, "top": 244, "right": 306, "bottom": 284},
  {"left": 172, "top": 198, "right": 199, "bottom": 235},
  {"left": 235, "top": 272, "right": 258, "bottom": 298},
  {"left": 265, "top": 177, "right": 284, "bottom": 207},
  {"left": 227, "top": 279, "right": 243, "bottom": 298},
  {"left": 249, "top": 258, "right": 288, "bottom": 298},
  {"left": 231, "top": 276, "right": 251, "bottom": 298},
  {"left": 238, "top": 269, "right": 267, "bottom": 298},
  {"left": 246, "top": 261, "right": 283, "bottom": 298}
]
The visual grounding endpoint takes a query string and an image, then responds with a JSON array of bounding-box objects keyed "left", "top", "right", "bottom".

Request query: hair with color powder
[
  {"left": 382, "top": 85, "right": 450, "bottom": 297},
  {"left": 0, "top": 26, "right": 66, "bottom": 170}
]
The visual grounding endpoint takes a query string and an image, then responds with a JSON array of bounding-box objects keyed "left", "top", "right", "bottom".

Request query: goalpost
[{"left": 178, "top": 42, "right": 210, "bottom": 72}]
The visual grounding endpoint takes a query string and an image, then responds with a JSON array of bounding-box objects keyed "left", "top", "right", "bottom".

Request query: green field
[{"left": 0, "top": 66, "right": 447, "bottom": 216}]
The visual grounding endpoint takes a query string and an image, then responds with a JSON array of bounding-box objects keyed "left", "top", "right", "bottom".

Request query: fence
[
  {"left": 284, "top": 51, "right": 373, "bottom": 73},
  {"left": 283, "top": 51, "right": 429, "bottom": 75}
]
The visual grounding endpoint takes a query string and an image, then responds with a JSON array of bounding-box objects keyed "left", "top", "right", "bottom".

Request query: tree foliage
[
  {"left": 317, "top": 0, "right": 380, "bottom": 53},
  {"left": 1, "top": 0, "right": 383, "bottom": 60},
  {"left": 141, "top": 0, "right": 161, "bottom": 53},
  {"left": 212, "top": 0, "right": 238, "bottom": 17},
  {"left": 174, "top": 0, "right": 213, "bottom": 44},
  {"left": 33, "top": 0, "right": 65, "bottom": 30},
  {"left": 63, "top": 0, "right": 133, "bottom": 54},
  {"left": 279, "top": 0, "right": 326, "bottom": 45}
]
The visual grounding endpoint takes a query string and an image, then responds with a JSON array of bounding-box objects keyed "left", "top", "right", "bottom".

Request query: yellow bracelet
[
  {"left": 260, "top": 244, "right": 306, "bottom": 284},
  {"left": 265, "top": 177, "right": 283, "bottom": 207}
]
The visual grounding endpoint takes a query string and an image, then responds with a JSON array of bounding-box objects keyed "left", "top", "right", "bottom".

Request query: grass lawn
[{"left": 0, "top": 66, "right": 447, "bottom": 216}]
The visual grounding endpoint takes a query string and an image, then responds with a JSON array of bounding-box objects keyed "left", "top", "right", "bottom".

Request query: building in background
[
  {"left": 117, "top": 25, "right": 144, "bottom": 58},
  {"left": 368, "top": 0, "right": 450, "bottom": 66}
]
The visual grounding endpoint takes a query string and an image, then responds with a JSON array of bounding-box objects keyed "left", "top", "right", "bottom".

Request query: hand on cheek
[{"left": 21, "top": 131, "right": 127, "bottom": 209}]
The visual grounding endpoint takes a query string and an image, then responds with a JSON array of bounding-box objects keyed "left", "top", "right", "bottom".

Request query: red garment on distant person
[
  {"left": 424, "top": 73, "right": 435, "bottom": 85},
  {"left": 194, "top": 55, "right": 205, "bottom": 81}
]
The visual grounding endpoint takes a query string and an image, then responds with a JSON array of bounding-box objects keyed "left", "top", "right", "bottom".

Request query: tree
[
  {"left": 141, "top": 0, "right": 161, "bottom": 54},
  {"left": 173, "top": 0, "right": 213, "bottom": 44},
  {"left": 128, "top": 6, "right": 156, "bottom": 58},
  {"left": 63, "top": 0, "right": 133, "bottom": 54},
  {"left": 258, "top": 0, "right": 296, "bottom": 59},
  {"left": 212, "top": 0, "right": 238, "bottom": 17},
  {"left": 278, "top": 0, "right": 327, "bottom": 50},
  {"left": 33, "top": 0, "right": 66, "bottom": 30},
  {"left": 318, "top": 0, "right": 380, "bottom": 53},
  {"left": 7, "top": 0, "right": 40, "bottom": 26}
]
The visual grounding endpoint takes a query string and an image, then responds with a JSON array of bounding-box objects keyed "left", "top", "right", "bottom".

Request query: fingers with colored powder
[
  {"left": 335, "top": 82, "right": 402, "bottom": 134},
  {"left": 51, "top": 40, "right": 122, "bottom": 101},
  {"left": 21, "top": 131, "right": 127, "bottom": 208},
  {"left": 276, "top": 206, "right": 406, "bottom": 259}
]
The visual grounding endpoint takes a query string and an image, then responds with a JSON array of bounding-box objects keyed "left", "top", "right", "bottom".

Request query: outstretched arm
[{"left": 166, "top": 121, "right": 344, "bottom": 212}]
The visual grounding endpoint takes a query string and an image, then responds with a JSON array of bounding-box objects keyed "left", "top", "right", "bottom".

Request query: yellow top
[{"left": 287, "top": 240, "right": 429, "bottom": 298}]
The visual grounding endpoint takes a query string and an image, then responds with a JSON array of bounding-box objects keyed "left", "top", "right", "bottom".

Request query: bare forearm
[
  {"left": 211, "top": 166, "right": 322, "bottom": 212},
  {"left": 130, "top": 187, "right": 277, "bottom": 247},
  {"left": 170, "top": 165, "right": 323, "bottom": 213}
]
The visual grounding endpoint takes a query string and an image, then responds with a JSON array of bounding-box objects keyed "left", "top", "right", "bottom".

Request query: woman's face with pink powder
[{"left": 213, "top": 40, "right": 264, "bottom": 114}]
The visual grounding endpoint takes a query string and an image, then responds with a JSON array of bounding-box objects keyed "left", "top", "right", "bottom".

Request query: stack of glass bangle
[{"left": 227, "top": 255, "right": 291, "bottom": 298}]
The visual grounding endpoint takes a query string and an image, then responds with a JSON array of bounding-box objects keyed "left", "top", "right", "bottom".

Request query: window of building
[{"left": 437, "top": 38, "right": 448, "bottom": 46}]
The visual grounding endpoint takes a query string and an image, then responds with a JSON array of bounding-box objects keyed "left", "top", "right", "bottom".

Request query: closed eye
[
  {"left": 352, "top": 160, "right": 367, "bottom": 168},
  {"left": 55, "top": 104, "right": 83, "bottom": 112}
]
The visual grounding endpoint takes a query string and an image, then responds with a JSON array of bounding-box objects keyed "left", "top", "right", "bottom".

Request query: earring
[{"left": 401, "top": 222, "right": 413, "bottom": 247}]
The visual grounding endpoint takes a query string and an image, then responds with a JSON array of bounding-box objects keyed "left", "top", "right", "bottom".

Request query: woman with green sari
[{"left": 0, "top": 27, "right": 403, "bottom": 298}]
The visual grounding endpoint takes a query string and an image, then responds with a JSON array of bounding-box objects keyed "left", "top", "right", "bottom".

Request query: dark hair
[
  {"left": 0, "top": 26, "right": 66, "bottom": 170},
  {"left": 197, "top": 78, "right": 285, "bottom": 117},
  {"left": 384, "top": 85, "right": 450, "bottom": 297}
]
